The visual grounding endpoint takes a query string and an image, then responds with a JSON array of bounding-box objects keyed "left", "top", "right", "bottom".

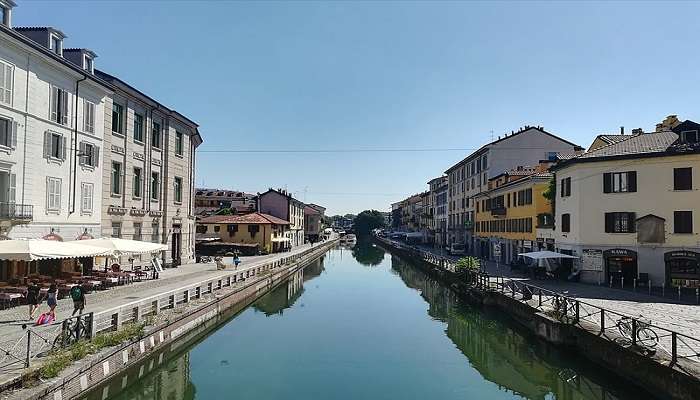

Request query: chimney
[
  {"left": 631, "top": 128, "right": 644, "bottom": 135},
  {"left": 0, "top": 0, "right": 14, "bottom": 28},
  {"left": 620, "top": 126, "right": 624, "bottom": 135}
]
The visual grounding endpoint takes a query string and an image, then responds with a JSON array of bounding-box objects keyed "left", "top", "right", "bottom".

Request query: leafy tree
[
  {"left": 353, "top": 210, "right": 386, "bottom": 236},
  {"left": 215, "top": 208, "right": 233, "bottom": 215},
  {"left": 351, "top": 239, "right": 385, "bottom": 266},
  {"left": 455, "top": 256, "right": 480, "bottom": 273}
]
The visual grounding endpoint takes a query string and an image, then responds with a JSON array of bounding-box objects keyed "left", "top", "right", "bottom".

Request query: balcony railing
[{"left": 0, "top": 202, "right": 33, "bottom": 221}]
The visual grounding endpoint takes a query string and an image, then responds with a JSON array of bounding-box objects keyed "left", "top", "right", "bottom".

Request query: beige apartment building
[
  {"left": 553, "top": 120, "right": 700, "bottom": 289},
  {"left": 97, "top": 71, "right": 202, "bottom": 267},
  {"left": 445, "top": 126, "right": 581, "bottom": 253}
]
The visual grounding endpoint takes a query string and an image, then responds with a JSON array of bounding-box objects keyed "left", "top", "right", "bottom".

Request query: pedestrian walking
[
  {"left": 70, "top": 281, "right": 86, "bottom": 316},
  {"left": 46, "top": 283, "right": 57, "bottom": 314},
  {"left": 27, "top": 280, "right": 41, "bottom": 320}
]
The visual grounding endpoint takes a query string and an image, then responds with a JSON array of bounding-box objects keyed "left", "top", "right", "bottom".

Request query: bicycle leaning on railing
[{"left": 616, "top": 315, "right": 659, "bottom": 350}]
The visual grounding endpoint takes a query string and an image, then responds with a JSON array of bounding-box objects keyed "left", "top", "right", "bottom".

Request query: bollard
[
  {"left": 621, "top": 277, "right": 624, "bottom": 289},
  {"left": 696, "top": 288, "right": 699, "bottom": 305},
  {"left": 662, "top": 283, "right": 665, "bottom": 297},
  {"left": 609, "top": 276, "right": 613, "bottom": 288},
  {"left": 649, "top": 280, "right": 652, "bottom": 296},
  {"left": 633, "top": 278, "right": 636, "bottom": 292},
  {"left": 678, "top": 286, "right": 682, "bottom": 301}
]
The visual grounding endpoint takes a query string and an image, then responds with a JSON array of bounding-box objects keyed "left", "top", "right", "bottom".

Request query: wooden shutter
[
  {"left": 604, "top": 213, "right": 614, "bottom": 233},
  {"left": 93, "top": 146, "right": 100, "bottom": 167},
  {"left": 43, "top": 131, "right": 51, "bottom": 158},
  {"left": 61, "top": 136, "right": 67, "bottom": 160},
  {"left": 61, "top": 90, "right": 69, "bottom": 125},
  {"left": 8, "top": 173, "right": 16, "bottom": 203},
  {"left": 10, "top": 121, "right": 17, "bottom": 149},
  {"left": 627, "top": 212, "right": 636, "bottom": 233},
  {"left": 50, "top": 87, "right": 58, "bottom": 122},
  {"left": 627, "top": 171, "right": 637, "bottom": 192},
  {"left": 603, "top": 173, "right": 612, "bottom": 193},
  {"left": 79, "top": 142, "right": 86, "bottom": 166}
]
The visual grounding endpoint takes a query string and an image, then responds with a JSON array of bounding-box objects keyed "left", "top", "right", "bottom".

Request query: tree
[
  {"left": 455, "top": 256, "right": 480, "bottom": 273},
  {"left": 353, "top": 210, "right": 386, "bottom": 236}
]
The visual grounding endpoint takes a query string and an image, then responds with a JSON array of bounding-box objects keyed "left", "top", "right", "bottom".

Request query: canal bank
[
  {"left": 375, "top": 236, "right": 700, "bottom": 400},
  {"left": 78, "top": 239, "right": 654, "bottom": 400},
  {"left": 4, "top": 239, "right": 338, "bottom": 400}
]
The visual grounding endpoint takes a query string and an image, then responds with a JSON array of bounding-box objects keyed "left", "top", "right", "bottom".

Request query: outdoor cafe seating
[{"left": 0, "top": 237, "right": 167, "bottom": 310}]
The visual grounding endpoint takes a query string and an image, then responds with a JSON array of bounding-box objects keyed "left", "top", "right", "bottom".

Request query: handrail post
[
  {"left": 631, "top": 319, "right": 638, "bottom": 346},
  {"left": 575, "top": 301, "right": 580, "bottom": 324},
  {"left": 671, "top": 332, "right": 678, "bottom": 365},
  {"left": 25, "top": 329, "right": 31, "bottom": 368},
  {"left": 600, "top": 309, "right": 605, "bottom": 334},
  {"left": 538, "top": 289, "right": 542, "bottom": 306}
]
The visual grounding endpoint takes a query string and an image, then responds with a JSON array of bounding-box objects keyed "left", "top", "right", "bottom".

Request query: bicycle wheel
[{"left": 637, "top": 328, "right": 659, "bottom": 348}]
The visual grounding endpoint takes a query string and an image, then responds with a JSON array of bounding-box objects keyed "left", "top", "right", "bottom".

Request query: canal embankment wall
[
  {"left": 375, "top": 237, "right": 700, "bottom": 400},
  {"left": 14, "top": 239, "right": 338, "bottom": 400}
]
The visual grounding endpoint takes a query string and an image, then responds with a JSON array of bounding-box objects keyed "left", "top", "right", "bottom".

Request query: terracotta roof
[{"left": 199, "top": 212, "right": 289, "bottom": 225}]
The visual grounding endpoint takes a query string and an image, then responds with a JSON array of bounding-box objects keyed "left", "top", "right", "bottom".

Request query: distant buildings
[
  {"left": 198, "top": 212, "right": 290, "bottom": 254},
  {"left": 194, "top": 188, "right": 256, "bottom": 216},
  {"left": 304, "top": 203, "right": 325, "bottom": 242},
  {"left": 257, "top": 188, "right": 305, "bottom": 247}
]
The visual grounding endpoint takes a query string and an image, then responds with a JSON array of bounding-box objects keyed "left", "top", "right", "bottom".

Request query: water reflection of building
[
  {"left": 391, "top": 256, "right": 625, "bottom": 400},
  {"left": 303, "top": 257, "right": 325, "bottom": 281},
  {"left": 253, "top": 256, "right": 327, "bottom": 316},
  {"left": 84, "top": 352, "right": 196, "bottom": 400}
]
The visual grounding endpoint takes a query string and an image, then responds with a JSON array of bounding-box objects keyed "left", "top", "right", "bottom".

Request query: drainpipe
[{"left": 69, "top": 74, "right": 88, "bottom": 216}]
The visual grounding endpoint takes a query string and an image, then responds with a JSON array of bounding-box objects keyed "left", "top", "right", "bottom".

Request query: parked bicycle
[{"left": 616, "top": 315, "right": 659, "bottom": 349}]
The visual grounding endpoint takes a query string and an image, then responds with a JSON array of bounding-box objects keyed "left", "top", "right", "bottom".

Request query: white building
[
  {"left": 553, "top": 122, "right": 700, "bottom": 289},
  {"left": 0, "top": 2, "right": 113, "bottom": 241},
  {"left": 445, "top": 126, "right": 581, "bottom": 254}
]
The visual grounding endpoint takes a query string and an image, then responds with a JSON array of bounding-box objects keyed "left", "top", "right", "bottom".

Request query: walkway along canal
[{"left": 81, "top": 240, "right": 657, "bottom": 400}]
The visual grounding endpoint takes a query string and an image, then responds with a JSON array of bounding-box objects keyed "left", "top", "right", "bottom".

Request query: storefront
[
  {"left": 665, "top": 250, "right": 700, "bottom": 288},
  {"left": 604, "top": 249, "right": 638, "bottom": 287}
]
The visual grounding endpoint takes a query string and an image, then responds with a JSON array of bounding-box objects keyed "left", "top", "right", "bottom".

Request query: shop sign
[
  {"left": 603, "top": 249, "right": 637, "bottom": 259},
  {"left": 664, "top": 250, "right": 700, "bottom": 261},
  {"left": 493, "top": 243, "right": 501, "bottom": 258}
]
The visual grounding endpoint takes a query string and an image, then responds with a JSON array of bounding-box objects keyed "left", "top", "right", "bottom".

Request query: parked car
[{"left": 449, "top": 243, "right": 466, "bottom": 256}]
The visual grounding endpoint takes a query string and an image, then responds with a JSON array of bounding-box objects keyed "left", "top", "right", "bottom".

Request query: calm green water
[{"left": 85, "top": 240, "right": 651, "bottom": 400}]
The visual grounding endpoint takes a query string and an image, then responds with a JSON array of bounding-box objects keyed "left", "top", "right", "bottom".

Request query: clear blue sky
[{"left": 16, "top": 1, "right": 700, "bottom": 215}]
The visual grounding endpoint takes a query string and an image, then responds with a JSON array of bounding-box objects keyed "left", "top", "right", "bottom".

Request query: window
[
  {"left": 83, "top": 100, "right": 95, "bottom": 133},
  {"left": 546, "top": 151, "right": 558, "bottom": 161},
  {"left": 111, "top": 222, "right": 122, "bottom": 238},
  {"left": 151, "top": 222, "right": 160, "bottom": 243},
  {"left": 174, "top": 177, "right": 183, "bottom": 203},
  {"left": 0, "top": 116, "right": 16, "bottom": 148},
  {"left": 112, "top": 103, "right": 124, "bottom": 134},
  {"left": 50, "top": 35, "right": 62, "bottom": 56},
  {"left": 175, "top": 131, "right": 184, "bottom": 155},
  {"left": 151, "top": 122, "right": 161, "bottom": 149},
  {"left": 44, "top": 131, "right": 66, "bottom": 160},
  {"left": 674, "top": 168, "right": 692, "bottom": 191},
  {"left": 603, "top": 171, "right": 636, "bottom": 193},
  {"left": 46, "top": 177, "right": 61, "bottom": 211},
  {"left": 83, "top": 55, "right": 93, "bottom": 73},
  {"left": 214, "top": 225, "right": 220, "bottom": 233},
  {"left": 560, "top": 177, "right": 571, "bottom": 197},
  {"left": 482, "top": 154, "right": 487, "bottom": 169},
  {"left": 50, "top": 86, "right": 69, "bottom": 125},
  {"left": 81, "top": 182, "right": 93, "bottom": 213},
  {"left": 133, "top": 167, "right": 142, "bottom": 198},
  {"left": 248, "top": 224, "right": 259, "bottom": 238},
  {"left": 561, "top": 213, "right": 570, "bottom": 232},
  {"left": 0, "top": 6, "right": 7, "bottom": 27},
  {"left": 0, "top": 60, "right": 13, "bottom": 105},
  {"left": 681, "top": 130, "right": 699, "bottom": 144},
  {"left": 605, "top": 212, "right": 636, "bottom": 233},
  {"left": 151, "top": 172, "right": 160, "bottom": 200},
  {"left": 196, "top": 225, "right": 207, "bottom": 234},
  {"left": 133, "top": 223, "right": 142, "bottom": 241},
  {"left": 111, "top": 162, "right": 122, "bottom": 195},
  {"left": 674, "top": 211, "right": 693, "bottom": 234},
  {"left": 78, "top": 142, "right": 99, "bottom": 167},
  {"left": 133, "top": 113, "right": 144, "bottom": 142},
  {"left": 227, "top": 224, "right": 238, "bottom": 236}
]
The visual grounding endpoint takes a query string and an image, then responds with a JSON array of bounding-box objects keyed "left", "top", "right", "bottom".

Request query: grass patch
[{"left": 39, "top": 322, "right": 145, "bottom": 379}]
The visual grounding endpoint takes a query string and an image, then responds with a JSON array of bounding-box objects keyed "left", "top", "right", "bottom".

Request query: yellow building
[
  {"left": 197, "top": 212, "right": 290, "bottom": 254},
  {"left": 474, "top": 165, "right": 554, "bottom": 263}
]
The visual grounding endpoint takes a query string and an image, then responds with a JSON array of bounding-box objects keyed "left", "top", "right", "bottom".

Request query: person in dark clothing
[
  {"left": 27, "top": 281, "right": 41, "bottom": 320},
  {"left": 70, "top": 281, "right": 86, "bottom": 316},
  {"left": 46, "top": 284, "right": 58, "bottom": 314}
]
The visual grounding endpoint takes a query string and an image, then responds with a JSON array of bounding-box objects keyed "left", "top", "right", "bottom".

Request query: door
[{"left": 172, "top": 224, "right": 182, "bottom": 266}]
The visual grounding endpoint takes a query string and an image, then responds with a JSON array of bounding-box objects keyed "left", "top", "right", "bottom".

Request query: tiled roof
[
  {"left": 555, "top": 151, "right": 580, "bottom": 160},
  {"left": 577, "top": 131, "right": 678, "bottom": 159},
  {"left": 597, "top": 134, "right": 632, "bottom": 145},
  {"left": 199, "top": 212, "right": 289, "bottom": 225}
]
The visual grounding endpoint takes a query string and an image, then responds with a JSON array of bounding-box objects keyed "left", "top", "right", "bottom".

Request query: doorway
[
  {"left": 172, "top": 224, "right": 182, "bottom": 267},
  {"left": 604, "top": 249, "right": 638, "bottom": 287}
]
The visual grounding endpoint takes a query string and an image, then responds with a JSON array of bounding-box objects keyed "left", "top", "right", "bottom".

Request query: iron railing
[{"left": 0, "top": 202, "right": 33, "bottom": 220}]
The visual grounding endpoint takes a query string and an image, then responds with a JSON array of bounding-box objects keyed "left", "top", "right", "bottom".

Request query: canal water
[{"left": 84, "top": 240, "right": 651, "bottom": 400}]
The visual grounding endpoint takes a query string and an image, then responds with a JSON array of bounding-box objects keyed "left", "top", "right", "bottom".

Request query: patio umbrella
[
  {"left": 0, "top": 239, "right": 113, "bottom": 261},
  {"left": 75, "top": 237, "right": 167, "bottom": 256},
  {"left": 517, "top": 251, "right": 578, "bottom": 260}
]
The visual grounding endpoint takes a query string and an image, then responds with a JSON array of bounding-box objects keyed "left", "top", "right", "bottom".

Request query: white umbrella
[
  {"left": 0, "top": 239, "right": 113, "bottom": 261},
  {"left": 75, "top": 237, "right": 167, "bottom": 255},
  {"left": 517, "top": 251, "right": 578, "bottom": 260}
]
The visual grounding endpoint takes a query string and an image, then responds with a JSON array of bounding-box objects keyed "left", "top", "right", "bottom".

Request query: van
[{"left": 449, "top": 243, "right": 466, "bottom": 256}]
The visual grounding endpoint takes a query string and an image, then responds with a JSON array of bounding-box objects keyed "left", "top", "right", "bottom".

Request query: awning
[
  {"left": 74, "top": 237, "right": 167, "bottom": 255},
  {"left": 518, "top": 251, "right": 578, "bottom": 260},
  {"left": 0, "top": 239, "right": 113, "bottom": 261},
  {"left": 271, "top": 237, "right": 291, "bottom": 242}
]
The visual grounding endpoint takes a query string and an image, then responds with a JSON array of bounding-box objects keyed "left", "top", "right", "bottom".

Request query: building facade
[
  {"left": 194, "top": 188, "right": 256, "bottom": 216},
  {"left": 474, "top": 165, "right": 554, "bottom": 264},
  {"left": 427, "top": 176, "right": 447, "bottom": 247},
  {"left": 304, "top": 204, "right": 325, "bottom": 242},
  {"left": 96, "top": 71, "right": 202, "bottom": 267},
  {"left": 553, "top": 124, "right": 700, "bottom": 288},
  {"left": 257, "top": 189, "right": 305, "bottom": 247},
  {"left": 0, "top": 7, "right": 113, "bottom": 242},
  {"left": 198, "top": 212, "right": 290, "bottom": 254},
  {"left": 445, "top": 126, "right": 581, "bottom": 254}
]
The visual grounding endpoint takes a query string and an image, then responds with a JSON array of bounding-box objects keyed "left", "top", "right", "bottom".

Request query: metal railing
[
  {"left": 375, "top": 236, "right": 700, "bottom": 375},
  {"left": 0, "top": 202, "right": 33, "bottom": 220}
]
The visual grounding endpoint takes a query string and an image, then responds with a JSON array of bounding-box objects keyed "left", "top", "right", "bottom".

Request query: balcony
[
  {"left": 0, "top": 202, "right": 33, "bottom": 222},
  {"left": 491, "top": 207, "right": 506, "bottom": 217}
]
